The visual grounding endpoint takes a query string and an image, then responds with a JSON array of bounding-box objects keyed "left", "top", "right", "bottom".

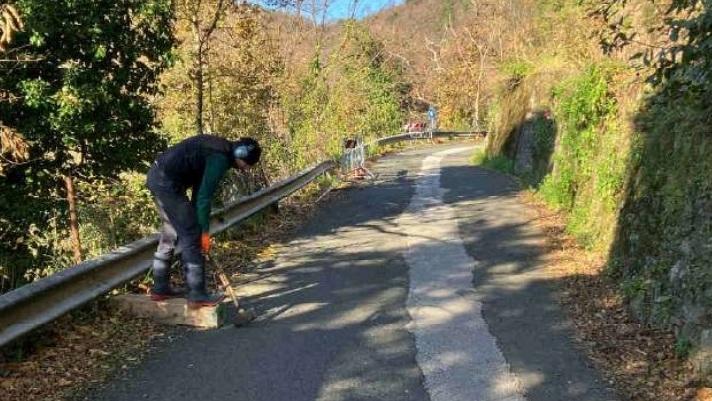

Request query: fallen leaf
[{"left": 57, "top": 378, "right": 72, "bottom": 387}]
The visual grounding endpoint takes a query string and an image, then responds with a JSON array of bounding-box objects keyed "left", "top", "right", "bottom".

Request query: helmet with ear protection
[
  {"left": 233, "top": 144, "right": 253, "bottom": 159},
  {"left": 231, "top": 138, "right": 261, "bottom": 166}
]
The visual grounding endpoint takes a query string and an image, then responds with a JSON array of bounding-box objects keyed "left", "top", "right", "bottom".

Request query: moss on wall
[{"left": 483, "top": 15, "right": 712, "bottom": 376}]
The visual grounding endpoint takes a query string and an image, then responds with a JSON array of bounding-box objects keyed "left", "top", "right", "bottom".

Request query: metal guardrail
[
  {"left": 375, "top": 130, "right": 486, "bottom": 146},
  {"left": 342, "top": 131, "right": 485, "bottom": 174},
  {"left": 0, "top": 130, "right": 484, "bottom": 347},
  {"left": 0, "top": 161, "right": 335, "bottom": 347}
]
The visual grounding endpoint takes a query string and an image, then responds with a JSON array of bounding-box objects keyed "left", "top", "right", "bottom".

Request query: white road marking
[{"left": 397, "top": 147, "right": 527, "bottom": 401}]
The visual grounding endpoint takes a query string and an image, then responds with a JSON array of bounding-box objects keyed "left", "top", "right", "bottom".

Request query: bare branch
[{"left": 425, "top": 37, "right": 443, "bottom": 72}]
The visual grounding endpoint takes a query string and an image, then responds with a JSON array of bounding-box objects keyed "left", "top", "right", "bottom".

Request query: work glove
[{"left": 200, "top": 232, "right": 211, "bottom": 254}]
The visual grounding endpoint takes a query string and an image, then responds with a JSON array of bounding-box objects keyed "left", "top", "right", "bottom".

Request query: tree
[
  {"left": 331, "top": 21, "right": 406, "bottom": 139},
  {"left": 159, "top": 4, "right": 283, "bottom": 141},
  {"left": 284, "top": 21, "right": 406, "bottom": 164},
  {"left": 0, "top": 0, "right": 174, "bottom": 282},
  {"left": 595, "top": 0, "right": 712, "bottom": 98},
  {"left": 436, "top": 24, "right": 494, "bottom": 130},
  {"left": 174, "top": 0, "right": 227, "bottom": 135}
]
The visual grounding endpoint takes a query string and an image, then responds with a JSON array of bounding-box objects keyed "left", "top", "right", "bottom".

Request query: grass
[{"left": 471, "top": 149, "right": 514, "bottom": 174}]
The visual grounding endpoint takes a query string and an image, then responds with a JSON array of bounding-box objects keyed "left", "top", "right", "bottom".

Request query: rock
[
  {"left": 513, "top": 113, "right": 536, "bottom": 176},
  {"left": 692, "top": 330, "right": 712, "bottom": 381}
]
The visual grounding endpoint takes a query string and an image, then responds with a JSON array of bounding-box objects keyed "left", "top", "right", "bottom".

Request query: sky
[
  {"left": 326, "top": 0, "right": 403, "bottom": 20},
  {"left": 260, "top": 0, "right": 404, "bottom": 21}
]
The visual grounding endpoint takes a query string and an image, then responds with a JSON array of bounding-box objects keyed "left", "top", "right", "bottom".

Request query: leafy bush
[
  {"left": 0, "top": 0, "right": 173, "bottom": 293},
  {"left": 284, "top": 21, "right": 405, "bottom": 168},
  {"left": 471, "top": 149, "right": 515, "bottom": 174},
  {"left": 499, "top": 58, "right": 534, "bottom": 81},
  {"left": 538, "top": 64, "right": 629, "bottom": 249},
  {"left": 77, "top": 172, "right": 158, "bottom": 257}
]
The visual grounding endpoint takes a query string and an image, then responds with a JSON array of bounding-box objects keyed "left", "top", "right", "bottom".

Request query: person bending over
[{"left": 146, "top": 134, "right": 261, "bottom": 308}]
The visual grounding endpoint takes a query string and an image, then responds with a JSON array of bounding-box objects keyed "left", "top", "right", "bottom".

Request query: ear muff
[{"left": 233, "top": 144, "right": 254, "bottom": 160}]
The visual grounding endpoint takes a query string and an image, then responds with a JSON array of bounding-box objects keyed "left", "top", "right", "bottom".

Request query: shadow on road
[
  {"left": 215, "top": 159, "right": 616, "bottom": 401},
  {"left": 92, "top": 146, "right": 616, "bottom": 401}
]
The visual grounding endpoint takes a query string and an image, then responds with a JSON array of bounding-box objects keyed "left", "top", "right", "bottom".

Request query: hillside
[
  {"left": 366, "top": 0, "right": 472, "bottom": 101},
  {"left": 367, "top": 0, "right": 536, "bottom": 129}
]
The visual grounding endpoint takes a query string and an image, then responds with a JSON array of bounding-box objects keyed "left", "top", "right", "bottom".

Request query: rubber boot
[
  {"left": 186, "top": 262, "right": 224, "bottom": 309},
  {"left": 150, "top": 254, "right": 185, "bottom": 301}
]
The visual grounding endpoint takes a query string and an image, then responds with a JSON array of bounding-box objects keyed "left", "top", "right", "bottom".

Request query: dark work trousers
[{"left": 146, "top": 164, "right": 203, "bottom": 266}]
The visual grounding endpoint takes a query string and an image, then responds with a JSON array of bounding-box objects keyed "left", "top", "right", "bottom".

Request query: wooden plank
[{"left": 113, "top": 294, "right": 226, "bottom": 328}]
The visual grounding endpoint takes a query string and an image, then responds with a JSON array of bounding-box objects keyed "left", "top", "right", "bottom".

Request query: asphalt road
[{"left": 93, "top": 143, "right": 618, "bottom": 401}]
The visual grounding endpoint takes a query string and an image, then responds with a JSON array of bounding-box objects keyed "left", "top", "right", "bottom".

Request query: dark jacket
[{"left": 154, "top": 135, "right": 233, "bottom": 233}]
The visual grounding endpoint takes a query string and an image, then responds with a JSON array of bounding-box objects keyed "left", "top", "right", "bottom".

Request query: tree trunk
[
  {"left": 193, "top": 26, "right": 205, "bottom": 135},
  {"left": 194, "top": 49, "right": 204, "bottom": 134},
  {"left": 64, "top": 173, "right": 82, "bottom": 264},
  {"left": 206, "top": 44, "right": 215, "bottom": 133},
  {"left": 186, "top": 0, "right": 228, "bottom": 136},
  {"left": 474, "top": 47, "right": 487, "bottom": 131}
]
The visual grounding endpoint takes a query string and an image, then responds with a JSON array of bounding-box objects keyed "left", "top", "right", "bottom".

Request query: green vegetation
[
  {"left": 473, "top": 4, "right": 634, "bottom": 251},
  {"left": 612, "top": 87, "right": 712, "bottom": 334},
  {"left": 499, "top": 59, "right": 534, "bottom": 82},
  {"left": 0, "top": 0, "right": 174, "bottom": 291},
  {"left": 471, "top": 150, "right": 514, "bottom": 175},
  {"left": 676, "top": 337, "right": 693, "bottom": 359},
  {"left": 472, "top": 0, "right": 712, "bottom": 377},
  {"left": 0, "top": 3, "right": 408, "bottom": 293},
  {"left": 538, "top": 65, "right": 628, "bottom": 249},
  {"left": 284, "top": 21, "right": 405, "bottom": 166}
]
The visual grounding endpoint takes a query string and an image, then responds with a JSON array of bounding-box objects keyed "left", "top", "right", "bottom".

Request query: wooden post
[{"left": 113, "top": 294, "right": 226, "bottom": 328}]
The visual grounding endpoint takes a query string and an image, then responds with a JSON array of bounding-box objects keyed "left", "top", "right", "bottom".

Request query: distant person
[
  {"left": 428, "top": 105, "right": 438, "bottom": 130},
  {"left": 146, "top": 134, "right": 261, "bottom": 308}
]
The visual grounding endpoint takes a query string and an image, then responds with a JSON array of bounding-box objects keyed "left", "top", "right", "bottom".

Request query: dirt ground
[
  {"left": 0, "top": 187, "right": 333, "bottom": 401},
  {"left": 519, "top": 192, "right": 706, "bottom": 401}
]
